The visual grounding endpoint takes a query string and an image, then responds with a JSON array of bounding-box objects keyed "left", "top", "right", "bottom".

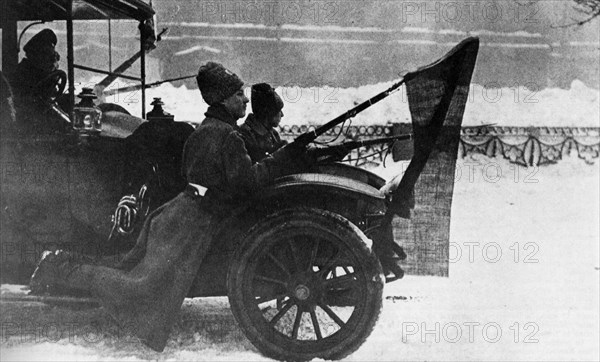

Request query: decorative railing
[
  {"left": 279, "top": 124, "right": 600, "bottom": 167},
  {"left": 459, "top": 126, "right": 600, "bottom": 166},
  {"left": 280, "top": 124, "right": 395, "bottom": 167}
]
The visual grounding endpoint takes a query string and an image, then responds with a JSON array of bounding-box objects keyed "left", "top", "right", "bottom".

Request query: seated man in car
[
  {"left": 7, "top": 29, "right": 63, "bottom": 129},
  {"left": 238, "top": 83, "right": 287, "bottom": 162}
]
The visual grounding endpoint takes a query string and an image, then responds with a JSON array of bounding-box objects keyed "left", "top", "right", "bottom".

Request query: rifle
[
  {"left": 291, "top": 78, "right": 406, "bottom": 147},
  {"left": 102, "top": 74, "right": 197, "bottom": 96},
  {"left": 313, "top": 134, "right": 412, "bottom": 162}
]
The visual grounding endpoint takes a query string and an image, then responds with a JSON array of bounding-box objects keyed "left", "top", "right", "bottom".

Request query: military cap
[{"left": 23, "top": 29, "right": 58, "bottom": 54}]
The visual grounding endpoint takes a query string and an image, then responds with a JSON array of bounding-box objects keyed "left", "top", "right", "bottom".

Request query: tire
[{"left": 227, "top": 207, "right": 384, "bottom": 361}]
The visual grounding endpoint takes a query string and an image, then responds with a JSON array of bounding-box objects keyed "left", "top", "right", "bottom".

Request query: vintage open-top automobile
[
  {"left": 1, "top": 0, "right": 165, "bottom": 278},
  {"left": 1, "top": 0, "right": 479, "bottom": 360}
]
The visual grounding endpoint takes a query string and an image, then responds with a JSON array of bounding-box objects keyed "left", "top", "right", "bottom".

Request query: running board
[{"left": 1, "top": 285, "right": 100, "bottom": 308}]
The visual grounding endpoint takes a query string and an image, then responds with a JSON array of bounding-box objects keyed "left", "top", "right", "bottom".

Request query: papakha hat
[
  {"left": 251, "top": 83, "right": 284, "bottom": 119},
  {"left": 196, "top": 62, "right": 244, "bottom": 106}
]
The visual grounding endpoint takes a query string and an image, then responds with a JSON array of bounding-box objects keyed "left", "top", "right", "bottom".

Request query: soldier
[
  {"left": 30, "top": 62, "right": 306, "bottom": 352},
  {"left": 7, "top": 29, "right": 63, "bottom": 129},
  {"left": 238, "top": 83, "right": 287, "bottom": 162},
  {"left": 8, "top": 29, "right": 61, "bottom": 102}
]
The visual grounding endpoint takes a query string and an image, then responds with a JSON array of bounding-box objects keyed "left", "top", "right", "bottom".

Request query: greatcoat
[
  {"left": 238, "top": 113, "right": 287, "bottom": 163},
  {"left": 64, "top": 105, "right": 295, "bottom": 351}
]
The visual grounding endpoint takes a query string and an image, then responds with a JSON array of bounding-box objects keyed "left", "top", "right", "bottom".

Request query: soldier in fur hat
[
  {"left": 238, "top": 83, "right": 288, "bottom": 162},
  {"left": 29, "top": 62, "right": 307, "bottom": 352}
]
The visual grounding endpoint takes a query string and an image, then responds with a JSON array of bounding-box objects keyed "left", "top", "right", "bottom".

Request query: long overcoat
[
  {"left": 67, "top": 105, "right": 294, "bottom": 351},
  {"left": 238, "top": 113, "right": 287, "bottom": 163}
]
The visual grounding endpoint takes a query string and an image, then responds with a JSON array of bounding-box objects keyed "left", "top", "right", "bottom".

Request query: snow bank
[
  {"left": 99, "top": 79, "right": 599, "bottom": 128},
  {"left": 463, "top": 80, "right": 600, "bottom": 128}
]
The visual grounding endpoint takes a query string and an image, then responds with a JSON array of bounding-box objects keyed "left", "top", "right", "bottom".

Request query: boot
[
  {"left": 29, "top": 250, "right": 86, "bottom": 296},
  {"left": 379, "top": 256, "right": 405, "bottom": 282},
  {"left": 393, "top": 244, "right": 408, "bottom": 261}
]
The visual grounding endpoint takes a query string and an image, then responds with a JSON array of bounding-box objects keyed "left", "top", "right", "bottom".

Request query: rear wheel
[{"left": 227, "top": 208, "right": 384, "bottom": 361}]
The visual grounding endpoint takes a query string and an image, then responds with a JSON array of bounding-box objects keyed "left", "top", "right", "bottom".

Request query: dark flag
[{"left": 387, "top": 37, "right": 479, "bottom": 275}]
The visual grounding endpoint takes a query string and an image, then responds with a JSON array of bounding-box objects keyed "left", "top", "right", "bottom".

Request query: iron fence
[{"left": 279, "top": 124, "right": 600, "bottom": 167}]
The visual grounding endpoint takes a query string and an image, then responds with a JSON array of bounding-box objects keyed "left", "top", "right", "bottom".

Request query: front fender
[
  {"left": 316, "top": 163, "right": 386, "bottom": 189},
  {"left": 258, "top": 173, "right": 386, "bottom": 227}
]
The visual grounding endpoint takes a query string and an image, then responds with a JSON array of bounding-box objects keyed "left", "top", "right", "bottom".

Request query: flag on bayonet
[
  {"left": 389, "top": 36, "right": 479, "bottom": 218},
  {"left": 387, "top": 37, "right": 479, "bottom": 275}
]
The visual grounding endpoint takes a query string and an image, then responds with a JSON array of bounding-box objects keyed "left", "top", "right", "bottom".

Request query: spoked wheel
[{"left": 227, "top": 208, "right": 384, "bottom": 361}]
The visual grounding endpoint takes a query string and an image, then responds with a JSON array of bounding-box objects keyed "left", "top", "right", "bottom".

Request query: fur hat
[
  {"left": 196, "top": 62, "right": 244, "bottom": 106},
  {"left": 23, "top": 29, "right": 58, "bottom": 55},
  {"left": 251, "top": 83, "right": 284, "bottom": 119}
]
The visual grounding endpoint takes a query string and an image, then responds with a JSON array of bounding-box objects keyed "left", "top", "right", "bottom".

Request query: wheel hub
[
  {"left": 294, "top": 284, "right": 310, "bottom": 300},
  {"left": 289, "top": 272, "right": 325, "bottom": 305}
]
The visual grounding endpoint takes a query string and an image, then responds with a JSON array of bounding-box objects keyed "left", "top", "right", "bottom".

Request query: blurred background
[{"left": 1, "top": 0, "right": 598, "bottom": 90}]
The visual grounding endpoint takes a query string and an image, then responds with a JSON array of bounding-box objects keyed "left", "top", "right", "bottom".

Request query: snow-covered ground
[
  {"left": 2, "top": 154, "right": 598, "bottom": 361},
  {"left": 96, "top": 78, "right": 600, "bottom": 128}
]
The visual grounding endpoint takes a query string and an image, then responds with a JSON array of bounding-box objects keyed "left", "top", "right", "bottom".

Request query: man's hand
[
  {"left": 307, "top": 144, "right": 350, "bottom": 163},
  {"left": 325, "top": 144, "right": 351, "bottom": 162},
  {"left": 281, "top": 140, "right": 307, "bottom": 159}
]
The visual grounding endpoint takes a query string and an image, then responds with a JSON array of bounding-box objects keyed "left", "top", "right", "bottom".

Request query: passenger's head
[
  {"left": 23, "top": 29, "right": 60, "bottom": 72},
  {"left": 251, "top": 83, "right": 284, "bottom": 128},
  {"left": 196, "top": 62, "right": 247, "bottom": 119}
]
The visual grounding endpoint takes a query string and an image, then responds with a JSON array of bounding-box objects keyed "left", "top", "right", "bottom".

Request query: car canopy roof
[{"left": 1, "top": 0, "right": 154, "bottom": 24}]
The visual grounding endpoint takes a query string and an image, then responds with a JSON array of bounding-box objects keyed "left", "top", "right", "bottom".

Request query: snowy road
[{"left": 2, "top": 155, "right": 599, "bottom": 361}]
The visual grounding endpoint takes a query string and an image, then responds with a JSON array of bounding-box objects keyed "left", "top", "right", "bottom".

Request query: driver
[
  {"left": 29, "top": 62, "right": 308, "bottom": 352},
  {"left": 7, "top": 29, "right": 62, "bottom": 127}
]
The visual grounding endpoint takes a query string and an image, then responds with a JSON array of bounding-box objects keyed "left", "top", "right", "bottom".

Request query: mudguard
[
  {"left": 269, "top": 173, "right": 383, "bottom": 201},
  {"left": 258, "top": 173, "right": 386, "bottom": 227},
  {"left": 316, "top": 162, "right": 386, "bottom": 189}
]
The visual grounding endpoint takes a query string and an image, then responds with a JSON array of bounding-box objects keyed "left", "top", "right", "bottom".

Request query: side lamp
[{"left": 73, "top": 88, "right": 102, "bottom": 134}]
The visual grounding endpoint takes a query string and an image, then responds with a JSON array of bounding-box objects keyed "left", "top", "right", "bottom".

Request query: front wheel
[{"left": 227, "top": 208, "right": 384, "bottom": 361}]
